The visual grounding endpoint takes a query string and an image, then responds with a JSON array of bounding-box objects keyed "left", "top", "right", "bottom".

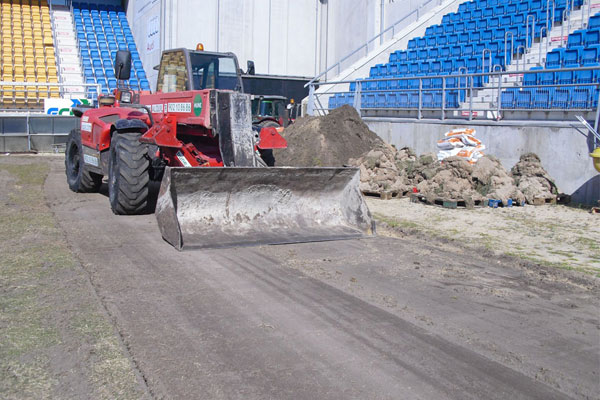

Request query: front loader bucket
[{"left": 155, "top": 167, "right": 375, "bottom": 250}]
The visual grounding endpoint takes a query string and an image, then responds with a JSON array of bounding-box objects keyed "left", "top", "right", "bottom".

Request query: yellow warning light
[{"left": 196, "top": 43, "right": 204, "bottom": 51}]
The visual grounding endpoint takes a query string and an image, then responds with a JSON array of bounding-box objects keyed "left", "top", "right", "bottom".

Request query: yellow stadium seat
[{"left": 14, "top": 98, "right": 26, "bottom": 109}]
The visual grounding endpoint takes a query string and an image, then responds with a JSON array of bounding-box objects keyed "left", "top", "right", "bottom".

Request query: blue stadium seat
[
  {"left": 589, "top": 14, "right": 600, "bottom": 30},
  {"left": 563, "top": 46, "right": 583, "bottom": 67},
  {"left": 582, "top": 45, "right": 600, "bottom": 65},
  {"left": 556, "top": 70, "right": 574, "bottom": 84},
  {"left": 516, "top": 89, "right": 532, "bottom": 108},
  {"left": 546, "top": 48, "right": 563, "bottom": 68},
  {"left": 408, "top": 92, "right": 420, "bottom": 108},
  {"left": 568, "top": 29, "right": 585, "bottom": 48},
  {"left": 575, "top": 66, "right": 595, "bottom": 83},
  {"left": 552, "top": 88, "right": 570, "bottom": 108},
  {"left": 533, "top": 88, "right": 551, "bottom": 109},
  {"left": 523, "top": 68, "right": 539, "bottom": 86},
  {"left": 585, "top": 29, "right": 600, "bottom": 46},
  {"left": 501, "top": 89, "right": 517, "bottom": 108},
  {"left": 572, "top": 87, "right": 591, "bottom": 108},
  {"left": 538, "top": 69, "right": 555, "bottom": 85}
]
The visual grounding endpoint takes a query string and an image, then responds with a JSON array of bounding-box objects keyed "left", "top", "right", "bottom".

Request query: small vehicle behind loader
[{"left": 65, "top": 48, "right": 374, "bottom": 250}]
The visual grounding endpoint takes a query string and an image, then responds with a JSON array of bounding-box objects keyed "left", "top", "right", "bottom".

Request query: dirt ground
[
  {"left": 2, "top": 154, "right": 599, "bottom": 399},
  {"left": 368, "top": 197, "right": 600, "bottom": 276}
]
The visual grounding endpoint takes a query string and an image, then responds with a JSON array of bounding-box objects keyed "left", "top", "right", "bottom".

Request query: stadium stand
[
  {"left": 502, "top": 13, "right": 600, "bottom": 109},
  {"left": 71, "top": 1, "right": 151, "bottom": 96},
  {"left": 328, "top": 0, "right": 597, "bottom": 114},
  {"left": 0, "top": 0, "right": 58, "bottom": 109}
]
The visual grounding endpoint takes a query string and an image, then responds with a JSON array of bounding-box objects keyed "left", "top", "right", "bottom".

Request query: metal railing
[
  {"left": 0, "top": 113, "right": 78, "bottom": 153},
  {"left": 307, "top": 66, "right": 600, "bottom": 126},
  {"left": 308, "top": 0, "right": 445, "bottom": 86}
]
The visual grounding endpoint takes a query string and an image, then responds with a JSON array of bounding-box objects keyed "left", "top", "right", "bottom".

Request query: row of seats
[
  {"left": 501, "top": 86, "right": 599, "bottom": 109},
  {"left": 73, "top": 3, "right": 150, "bottom": 94},
  {"left": 330, "top": 85, "right": 598, "bottom": 111},
  {"left": 457, "top": 0, "right": 583, "bottom": 12},
  {"left": 502, "top": 12, "right": 600, "bottom": 111},
  {"left": 329, "top": 91, "right": 463, "bottom": 109},
  {"left": 0, "top": 0, "right": 59, "bottom": 109}
]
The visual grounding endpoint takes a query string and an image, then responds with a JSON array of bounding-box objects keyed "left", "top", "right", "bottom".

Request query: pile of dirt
[
  {"left": 274, "top": 110, "right": 558, "bottom": 205},
  {"left": 349, "top": 143, "right": 415, "bottom": 194},
  {"left": 274, "top": 105, "right": 383, "bottom": 167},
  {"left": 510, "top": 153, "right": 559, "bottom": 203},
  {"left": 416, "top": 156, "right": 484, "bottom": 205},
  {"left": 472, "top": 155, "right": 526, "bottom": 206}
]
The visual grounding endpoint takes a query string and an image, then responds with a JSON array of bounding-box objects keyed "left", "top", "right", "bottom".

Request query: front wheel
[
  {"left": 108, "top": 131, "right": 150, "bottom": 215},
  {"left": 65, "top": 128, "right": 103, "bottom": 192}
]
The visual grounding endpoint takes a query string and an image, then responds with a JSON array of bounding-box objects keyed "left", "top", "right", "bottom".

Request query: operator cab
[{"left": 156, "top": 48, "right": 243, "bottom": 93}]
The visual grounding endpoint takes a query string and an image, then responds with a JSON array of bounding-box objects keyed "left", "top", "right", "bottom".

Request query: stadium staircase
[
  {"left": 326, "top": 0, "right": 600, "bottom": 119},
  {"left": 52, "top": 5, "right": 85, "bottom": 98},
  {"left": 0, "top": 0, "right": 59, "bottom": 109}
]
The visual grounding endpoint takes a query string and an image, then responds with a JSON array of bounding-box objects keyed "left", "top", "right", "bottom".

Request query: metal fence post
[
  {"left": 353, "top": 81, "right": 362, "bottom": 117},
  {"left": 469, "top": 76, "right": 474, "bottom": 121},
  {"left": 441, "top": 76, "right": 446, "bottom": 121},
  {"left": 307, "top": 85, "right": 315, "bottom": 116},
  {"left": 418, "top": 78, "right": 422, "bottom": 119}
]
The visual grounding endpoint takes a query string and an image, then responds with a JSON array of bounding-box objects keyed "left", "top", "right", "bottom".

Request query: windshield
[
  {"left": 251, "top": 99, "right": 286, "bottom": 118},
  {"left": 189, "top": 53, "right": 240, "bottom": 91}
]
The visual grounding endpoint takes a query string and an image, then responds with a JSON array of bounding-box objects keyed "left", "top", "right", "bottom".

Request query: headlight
[{"left": 121, "top": 91, "right": 132, "bottom": 103}]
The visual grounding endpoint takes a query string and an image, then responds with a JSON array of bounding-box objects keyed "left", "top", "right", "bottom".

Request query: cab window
[{"left": 157, "top": 51, "right": 188, "bottom": 93}]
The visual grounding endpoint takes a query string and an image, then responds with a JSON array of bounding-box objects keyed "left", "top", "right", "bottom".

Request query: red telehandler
[{"left": 65, "top": 49, "right": 374, "bottom": 249}]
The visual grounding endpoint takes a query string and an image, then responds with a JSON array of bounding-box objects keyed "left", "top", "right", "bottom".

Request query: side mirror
[
  {"left": 247, "top": 60, "right": 255, "bottom": 75},
  {"left": 114, "top": 50, "right": 132, "bottom": 80}
]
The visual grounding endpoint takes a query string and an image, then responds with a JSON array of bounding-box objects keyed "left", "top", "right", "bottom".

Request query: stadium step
[{"left": 52, "top": 6, "right": 85, "bottom": 98}]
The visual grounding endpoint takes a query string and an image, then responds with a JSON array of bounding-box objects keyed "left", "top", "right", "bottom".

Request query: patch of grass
[
  {"left": 0, "top": 157, "right": 144, "bottom": 399},
  {"left": 373, "top": 213, "right": 420, "bottom": 230}
]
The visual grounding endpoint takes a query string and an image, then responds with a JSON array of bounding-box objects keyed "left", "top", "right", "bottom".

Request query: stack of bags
[{"left": 436, "top": 128, "right": 485, "bottom": 164}]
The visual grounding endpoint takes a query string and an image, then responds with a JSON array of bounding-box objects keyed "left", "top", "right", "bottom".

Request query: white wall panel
[{"left": 125, "top": 0, "right": 434, "bottom": 89}]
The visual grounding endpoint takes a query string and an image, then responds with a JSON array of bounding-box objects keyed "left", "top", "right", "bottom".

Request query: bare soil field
[
  {"left": 368, "top": 197, "right": 600, "bottom": 276},
  {"left": 1, "top": 154, "right": 599, "bottom": 399}
]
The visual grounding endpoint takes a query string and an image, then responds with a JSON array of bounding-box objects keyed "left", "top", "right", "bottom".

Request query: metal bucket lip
[{"left": 156, "top": 166, "right": 375, "bottom": 250}]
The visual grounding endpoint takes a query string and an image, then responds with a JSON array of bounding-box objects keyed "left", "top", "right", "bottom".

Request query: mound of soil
[
  {"left": 349, "top": 143, "right": 416, "bottom": 193},
  {"left": 511, "top": 153, "right": 559, "bottom": 203},
  {"left": 472, "top": 155, "right": 525, "bottom": 206},
  {"left": 274, "top": 105, "right": 383, "bottom": 167},
  {"left": 416, "top": 156, "right": 484, "bottom": 204}
]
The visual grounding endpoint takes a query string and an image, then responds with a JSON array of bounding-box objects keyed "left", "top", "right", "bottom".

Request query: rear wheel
[
  {"left": 108, "top": 131, "right": 150, "bottom": 215},
  {"left": 65, "top": 128, "right": 103, "bottom": 192}
]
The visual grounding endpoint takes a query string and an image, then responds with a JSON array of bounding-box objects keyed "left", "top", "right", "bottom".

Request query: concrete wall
[
  {"left": 125, "top": 0, "right": 435, "bottom": 90},
  {"left": 365, "top": 119, "right": 600, "bottom": 204}
]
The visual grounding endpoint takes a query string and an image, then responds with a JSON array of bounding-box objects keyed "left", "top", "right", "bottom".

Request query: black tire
[
  {"left": 65, "top": 128, "right": 103, "bottom": 192},
  {"left": 108, "top": 131, "right": 150, "bottom": 215},
  {"left": 258, "top": 120, "right": 279, "bottom": 167}
]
